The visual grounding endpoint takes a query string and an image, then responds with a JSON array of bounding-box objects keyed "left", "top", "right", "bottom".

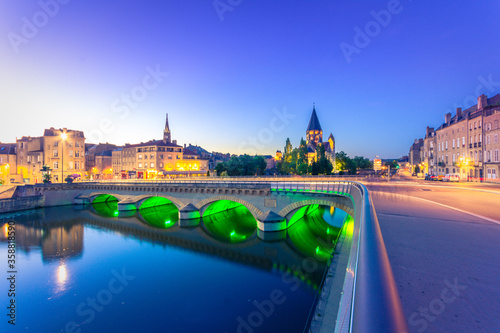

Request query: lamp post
[{"left": 60, "top": 132, "right": 67, "bottom": 183}]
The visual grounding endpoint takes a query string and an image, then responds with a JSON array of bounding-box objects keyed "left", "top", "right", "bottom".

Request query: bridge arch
[
  {"left": 279, "top": 199, "right": 354, "bottom": 220},
  {"left": 134, "top": 195, "right": 184, "bottom": 210},
  {"left": 196, "top": 195, "right": 264, "bottom": 219},
  {"left": 89, "top": 193, "right": 128, "bottom": 203}
]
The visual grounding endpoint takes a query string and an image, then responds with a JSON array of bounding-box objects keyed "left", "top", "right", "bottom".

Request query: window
[
  {"left": 75, "top": 161, "right": 79, "bottom": 170},
  {"left": 462, "top": 137, "right": 465, "bottom": 146},
  {"left": 492, "top": 169, "right": 497, "bottom": 179},
  {"left": 474, "top": 122, "right": 477, "bottom": 129},
  {"left": 487, "top": 151, "right": 491, "bottom": 162},
  {"left": 430, "top": 142, "right": 433, "bottom": 148},
  {"left": 69, "top": 150, "right": 74, "bottom": 157},
  {"left": 479, "top": 120, "right": 482, "bottom": 128},
  {"left": 176, "top": 155, "right": 181, "bottom": 160},
  {"left": 452, "top": 154, "right": 456, "bottom": 163},
  {"left": 479, "top": 151, "right": 482, "bottom": 162},
  {"left": 495, "top": 134, "right": 499, "bottom": 144},
  {"left": 495, "top": 120, "right": 499, "bottom": 129},
  {"left": 150, "top": 163, "right": 154, "bottom": 168},
  {"left": 69, "top": 142, "right": 73, "bottom": 148},
  {"left": 495, "top": 150, "right": 499, "bottom": 162},
  {"left": 470, "top": 137, "right": 473, "bottom": 144},
  {"left": 150, "top": 154, "right": 154, "bottom": 159},
  {"left": 139, "top": 163, "right": 143, "bottom": 168},
  {"left": 37, "top": 155, "right": 41, "bottom": 162},
  {"left": 75, "top": 142, "right": 80, "bottom": 148},
  {"left": 474, "top": 151, "right": 478, "bottom": 162},
  {"left": 445, "top": 141, "right": 448, "bottom": 150},
  {"left": 53, "top": 161, "right": 59, "bottom": 169},
  {"left": 479, "top": 135, "right": 482, "bottom": 143},
  {"left": 474, "top": 135, "right": 477, "bottom": 143},
  {"left": 160, "top": 163, "right": 163, "bottom": 168},
  {"left": 168, "top": 155, "right": 172, "bottom": 159},
  {"left": 27, "top": 156, "right": 31, "bottom": 162},
  {"left": 75, "top": 151, "right": 80, "bottom": 157},
  {"left": 470, "top": 124, "right": 473, "bottom": 131},
  {"left": 138, "top": 154, "right": 142, "bottom": 159},
  {"left": 452, "top": 140, "right": 455, "bottom": 149},
  {"left": 54, "top": 141, "right": 58, "bottom": 147},
  {"left": 53, "top": 150, "right": 59, "bottom": 158},
  {"left": 69, "top": 161, "right": 74, "bottom": 169}
]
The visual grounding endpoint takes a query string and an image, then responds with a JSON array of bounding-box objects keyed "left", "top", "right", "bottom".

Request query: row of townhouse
[{"left": 411, "top": 94, "right": 500, "bottom": 181}]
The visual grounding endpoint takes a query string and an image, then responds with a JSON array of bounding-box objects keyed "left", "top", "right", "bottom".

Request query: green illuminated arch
[
  {"left": 139, "top": 203, "right": 179, "bottom": 229},
  {"left": 91, "top": 194, "right": 119, "bottom": 217},
  {"left": 139, "top": 196, "right": 174, "bottom": 209},
  {"left": 202, "top": 200, "right": 257, "bottom": 243},
  {"left": 287, "top": 205, "right": 349, "bottom": 261}
]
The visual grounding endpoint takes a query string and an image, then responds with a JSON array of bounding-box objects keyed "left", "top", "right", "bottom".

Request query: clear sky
[{"left": 1, "top": 0, "right": 500, "bottom": 158}]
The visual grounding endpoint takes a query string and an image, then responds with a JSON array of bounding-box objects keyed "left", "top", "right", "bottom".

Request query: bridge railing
[{"left": 270, "top": 181, "right": 408, "bottom": 333}]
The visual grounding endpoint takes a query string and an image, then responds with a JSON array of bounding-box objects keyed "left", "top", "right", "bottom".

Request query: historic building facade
[
  {"left": 411, "top": 93, "right": 500, "bottom": 181},
  {"left": 305, "top": 105, "right": 335, "bottom": 167},
  {"left": 14, "top": 128, "right": 86, "bottom": 183},
  {"left": 111, "top": 114, "right": 209, "bottom": 179}
]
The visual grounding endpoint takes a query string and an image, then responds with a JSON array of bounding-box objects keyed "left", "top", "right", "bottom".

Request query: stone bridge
[{"left": 34, "top": 180, "right": 355, "bottom": 232}]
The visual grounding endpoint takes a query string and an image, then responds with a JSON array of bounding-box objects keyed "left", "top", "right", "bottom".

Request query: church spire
[{"left": 163, "top": 113, "right": 171, "bottom": 144}]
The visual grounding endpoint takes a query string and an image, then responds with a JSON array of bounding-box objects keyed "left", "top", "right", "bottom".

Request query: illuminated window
[
  {"left": 69, "top": 150, "right": 74, "bottom": 157},
  {"left": 138, "top": 154, "right": 142, "bottom": 159},
  {"left": 139, "top": 163, "right": 142, "bottom": 168},
  {"left": 150, "top": 163, "right": 154, "bottom": 168},
  {"left": 69, "top": 161, "right": 74, "bottom": 169},
  {"left": 150, "top": 154, "right": 154, "bottom": 159}
]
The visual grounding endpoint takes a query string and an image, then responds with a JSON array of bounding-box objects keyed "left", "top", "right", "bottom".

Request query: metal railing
[{"left": 271, "top": 181, "right": 409, "bottom": 333}]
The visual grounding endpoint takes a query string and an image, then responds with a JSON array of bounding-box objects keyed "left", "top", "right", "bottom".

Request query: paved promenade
[{"left": 366, "top": 181, "right": 500, "bottom": 333}]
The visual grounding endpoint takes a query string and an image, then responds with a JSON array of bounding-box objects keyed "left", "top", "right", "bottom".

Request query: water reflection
[
  {"left": 0, "top": 203, "right": 350, "bottom": 275},
  {"left": 287, "top": 206, "right": 346, "bottom": 261}
]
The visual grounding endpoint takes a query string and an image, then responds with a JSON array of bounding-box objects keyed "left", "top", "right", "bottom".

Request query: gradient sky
[{"left": 1, "top": 0, "right": 500, "bottom": 158}]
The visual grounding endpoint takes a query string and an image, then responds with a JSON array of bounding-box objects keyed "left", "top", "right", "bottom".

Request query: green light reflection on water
[{"left": 287, "top": 206, "right": 348, "bottom": 261}]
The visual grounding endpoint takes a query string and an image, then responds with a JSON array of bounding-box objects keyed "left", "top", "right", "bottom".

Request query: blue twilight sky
[{"left": 1, "top": 0, "right": 500, "bottom": 158}]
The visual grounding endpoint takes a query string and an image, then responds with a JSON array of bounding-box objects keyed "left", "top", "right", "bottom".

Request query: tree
[
  {"left": 253, "top": 156, "right": 267, "bottom": 175},
  {"left": 284, "top": 138, "right": 293, "bottom": 163},
  {"left": 215, "top": 162, "right": 226, "bottom": 176}
]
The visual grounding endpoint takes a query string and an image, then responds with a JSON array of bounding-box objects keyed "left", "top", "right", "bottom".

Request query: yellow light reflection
[
  {"left": 3, "top": 224, "right": 8, "bottom": 239},
  {"left": 58, "top": 263, "right": 67, "bottom": 284}
]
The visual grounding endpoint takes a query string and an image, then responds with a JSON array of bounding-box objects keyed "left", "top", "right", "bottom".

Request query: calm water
[{"left": 0, "top": 202, "right": 349, "bottom": 333}]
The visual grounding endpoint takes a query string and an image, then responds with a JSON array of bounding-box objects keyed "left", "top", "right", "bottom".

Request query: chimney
[
  {"left": 184, "top": 144, "right": 186, "bottom": 148},
  {"left": 456, "top": 107, "right": 462, "bottom": 118},
  {"left": 478, "top": 94, "right": 488, "bottom": 110},
  {"left": 173, "top": 140, "right": 177, "bottom": 145},
  {"left": 445, "top": 112, "right": 451, "bottom": 124}
]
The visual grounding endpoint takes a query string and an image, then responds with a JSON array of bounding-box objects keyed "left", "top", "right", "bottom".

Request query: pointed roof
[
  {"left": 307, "top": 104, "right": 322, "bottom": 132},
  {"left": 164, "top": 113, "right": 170, "bottom": 132}
]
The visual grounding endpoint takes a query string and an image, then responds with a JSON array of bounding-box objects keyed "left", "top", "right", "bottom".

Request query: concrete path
[{"left": 368, "top": 185, "right": 500, "bottom": 333}]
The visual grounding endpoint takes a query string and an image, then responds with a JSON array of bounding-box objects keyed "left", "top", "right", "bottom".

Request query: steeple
[
  {"left": 307, "top": 104, "right": 322, "bottom": 132},
  {"left": 306, "top": 104, "right": 323, "bottom": 146},
  {"left": 163, "top": 113, "right": 171, "bottom": 144}
]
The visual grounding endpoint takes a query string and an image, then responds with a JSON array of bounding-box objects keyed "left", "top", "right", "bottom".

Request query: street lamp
[{"left": 60, "top": 132, "right": 67, "bottom": 183}]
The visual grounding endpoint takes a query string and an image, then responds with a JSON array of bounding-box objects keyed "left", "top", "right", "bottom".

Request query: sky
[{"left": 1, "top": 0, "right": 500, "bottom": 159}]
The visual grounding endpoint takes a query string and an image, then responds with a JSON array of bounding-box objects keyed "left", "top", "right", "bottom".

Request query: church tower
[
  {"left": 163, "top": 113, "right": 171, "bottom": 144},
  {"left": 306, "top": 104, "right": 323, "bottom": 146}
]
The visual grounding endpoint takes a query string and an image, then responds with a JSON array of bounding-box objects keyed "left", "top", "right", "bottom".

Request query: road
[{"left": 365, "top": 180, "right": 500, "bottom": 333}]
